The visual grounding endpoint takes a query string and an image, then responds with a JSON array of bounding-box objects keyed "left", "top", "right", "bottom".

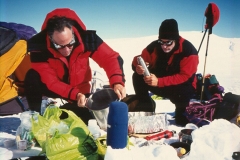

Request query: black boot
[
  {"left": 174, "top": 102, "right": 189, "bottom": 126},
  {"left": 175, "top": 114, "right": 189, "bottom": 126}
]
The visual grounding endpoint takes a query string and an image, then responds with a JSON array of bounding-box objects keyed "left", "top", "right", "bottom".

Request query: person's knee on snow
[
  {"left": 132, "top": 72, "right": 156, "bottom": 111},
  {"left": 24, "top": 69, "right": 43, "bottom": 113}
]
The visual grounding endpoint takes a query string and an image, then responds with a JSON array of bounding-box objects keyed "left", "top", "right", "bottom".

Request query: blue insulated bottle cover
[{"left": 107, "top": 101, "right": 128, "bottom": 149}]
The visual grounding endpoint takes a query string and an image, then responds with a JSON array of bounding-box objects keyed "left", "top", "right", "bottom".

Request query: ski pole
[{"left": 200, "top": 29, "right": 211, "bottom": 101}]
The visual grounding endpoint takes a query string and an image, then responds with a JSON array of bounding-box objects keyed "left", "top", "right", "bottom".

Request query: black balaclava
[{"left": 159, "top": 19, "right": 180, "bottom": 50}]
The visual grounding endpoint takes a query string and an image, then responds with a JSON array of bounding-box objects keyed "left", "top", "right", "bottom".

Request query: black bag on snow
[
  {"left": 121, "top": 94, "right": 156, "bottom": 112},
  {"left": 185, "top": 92, "right": 240, "bottom": 126},
  {"left": 213, "top": 92, "right": 240, "bottom": 120}
]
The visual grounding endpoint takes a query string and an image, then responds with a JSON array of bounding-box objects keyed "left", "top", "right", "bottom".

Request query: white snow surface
[
  {"left": 91, "top": 31, "right": 240, "bottom": 95},
  {"left": 1, "top": 31, "right": 240, "bottom": 159}
]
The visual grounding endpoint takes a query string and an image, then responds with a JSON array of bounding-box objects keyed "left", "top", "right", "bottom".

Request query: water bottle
[
  {"left": 18, "top": 111, "right": 38, "bottom": 150},
  {"left": 40, "top": 99, "right": 48, "bottom": 115},
  {"left": 107, "top": 101, "right": 128, "bottom": 149},
  {"left": 145, "top": 130, "right": 176, "bottom": 140},
  {"left": 87, "top": 119, "right": 101, "bottom": 139}
]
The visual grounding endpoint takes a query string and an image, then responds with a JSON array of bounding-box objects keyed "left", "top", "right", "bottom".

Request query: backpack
[
  {"left": 185, "top": 94, "right": 222, "bottom": 123},
  {"left": 0, "top": 26, "right": 18, "bottom": 56},
  {"left": 195, "top": 73, "right": 224, "bottom": 100},
  {"left": 213, "top": 92, "right": 240, "bottom": 121},
  {"left": 185, "top": 92, "right": 240, "bottom": 127}
]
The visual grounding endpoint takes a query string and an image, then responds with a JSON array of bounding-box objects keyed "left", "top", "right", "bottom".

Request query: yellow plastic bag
[
  {"left": 95, "top": 135, "right": 107, "bottom": 160},
  {"left": 95, "top": 135, "right": 133, "bottom": 160},
  {"left": 31, "top": 106, "right": 98, "bottom": 160}
]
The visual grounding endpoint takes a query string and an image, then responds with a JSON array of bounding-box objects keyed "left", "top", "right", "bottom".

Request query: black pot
[
  {"left": 178, "top": 129, "right": 194, "bottom": 144},
  {"left": 170, "top": 142, "right": 191, "bottom": 158}
]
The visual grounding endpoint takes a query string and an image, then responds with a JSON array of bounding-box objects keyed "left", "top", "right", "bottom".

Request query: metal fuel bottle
[{"left": 145, "top": 130, "right": 176, "bottom": 140}]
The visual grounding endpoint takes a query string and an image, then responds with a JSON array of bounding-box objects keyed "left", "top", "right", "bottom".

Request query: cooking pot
[
  {"left": 178, "top": 129, "right": 194, "bottom": 144},
  {"left": 86, "top": 88, "right": 118, "bottom": 130}
]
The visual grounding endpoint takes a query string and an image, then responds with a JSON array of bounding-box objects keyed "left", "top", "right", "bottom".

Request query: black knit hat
[{"left": 159, "top": 19, "right": 179, "bottom": 40}]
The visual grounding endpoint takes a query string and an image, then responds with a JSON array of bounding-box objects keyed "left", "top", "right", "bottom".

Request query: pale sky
[{"left": 1, "top": 0, "right": 239, "bottom": 39}]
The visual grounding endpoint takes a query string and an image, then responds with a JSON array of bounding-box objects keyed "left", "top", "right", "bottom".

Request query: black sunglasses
[
  {"left": 158, "top": 40, "right": 174, "bottom": 46},
  {"left": 51, "top": 34, "right": 76, "bottom": 49}
]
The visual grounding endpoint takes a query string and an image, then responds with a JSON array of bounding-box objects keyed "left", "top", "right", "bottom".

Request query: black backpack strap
[
  {"left": 27, "top": 30, "right": 55, "bottom": 63},
  {"left": 80, "top": 30, "right": 103, "bottom": 56}
]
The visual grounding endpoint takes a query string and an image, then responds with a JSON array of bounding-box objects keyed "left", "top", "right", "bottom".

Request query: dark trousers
[
  {"left": 132, "top": 72, "right": 195, "bottom": 114},
  {"left": 24, "top": 69, "right": 93, "bottom": 125}
]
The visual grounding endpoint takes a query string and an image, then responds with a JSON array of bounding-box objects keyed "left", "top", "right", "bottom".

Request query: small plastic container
[
  {"left": 16, "top": 111, "right": 38, "bottom": 150},
  {"left": 17, "top": 140, "right": 27, "bottom": 150}
]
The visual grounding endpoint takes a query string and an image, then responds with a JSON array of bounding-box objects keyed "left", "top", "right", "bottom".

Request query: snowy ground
[
  {"left": 91, "top": 31, "right": 240, "bottom": 95},
  {"left": 0, "top": 99, "right": 178, "bottom": 159},
  {"left": 1, "top": 100, "right": 239, "bottom": 160},
  {"left": 1, "top": 32, "right": 240, "bottom": 159}
]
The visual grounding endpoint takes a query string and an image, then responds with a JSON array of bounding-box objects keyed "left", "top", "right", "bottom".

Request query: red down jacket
[
  {"left": 28, "top": 8, "right": 125, "bottom": 101},
  {"left": 132, "top": 37, "right": 198, "bottom": 89}
]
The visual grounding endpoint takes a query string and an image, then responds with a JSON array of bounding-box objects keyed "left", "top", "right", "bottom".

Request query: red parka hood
[
  {"left": 39, "top": 8, "right": 86, "bottom": 60},
  {"left": 41, "top": 8, "right": 86, "bottom": 31}
]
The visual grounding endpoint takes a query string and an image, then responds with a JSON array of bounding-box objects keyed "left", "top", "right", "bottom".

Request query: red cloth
[
  {"left": 31, "top": 8, "right": 125, "bottom": 101},
  {"left": 132, "top": 36, "right": 198, "bottom": 89}
]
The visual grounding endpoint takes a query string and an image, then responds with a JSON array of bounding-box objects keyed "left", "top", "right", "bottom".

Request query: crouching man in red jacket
[
  {"left": 25, "top": 8, "right": 126, "bottom": 124},
  {"left": 132, "top": 19, "right": 199, "bottom": 126}
]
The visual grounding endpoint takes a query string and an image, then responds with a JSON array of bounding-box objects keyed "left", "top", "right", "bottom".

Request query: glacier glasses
[
  {"left": 51, "top": 34, "right": 76, "bottom": 49},
  {"left": 158, "top": 40, "right": 174, "bottom": 46}
]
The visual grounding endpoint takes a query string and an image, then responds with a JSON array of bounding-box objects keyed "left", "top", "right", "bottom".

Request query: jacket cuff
[
  {"left": 109, "top": 75, "right": 125, "bottom": 88},
  {"left": 158, "top": 78, "right": 164, "bottom": 87},
  {"left": 69, "top": 88, "right": 81, "bottom": 100}
]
